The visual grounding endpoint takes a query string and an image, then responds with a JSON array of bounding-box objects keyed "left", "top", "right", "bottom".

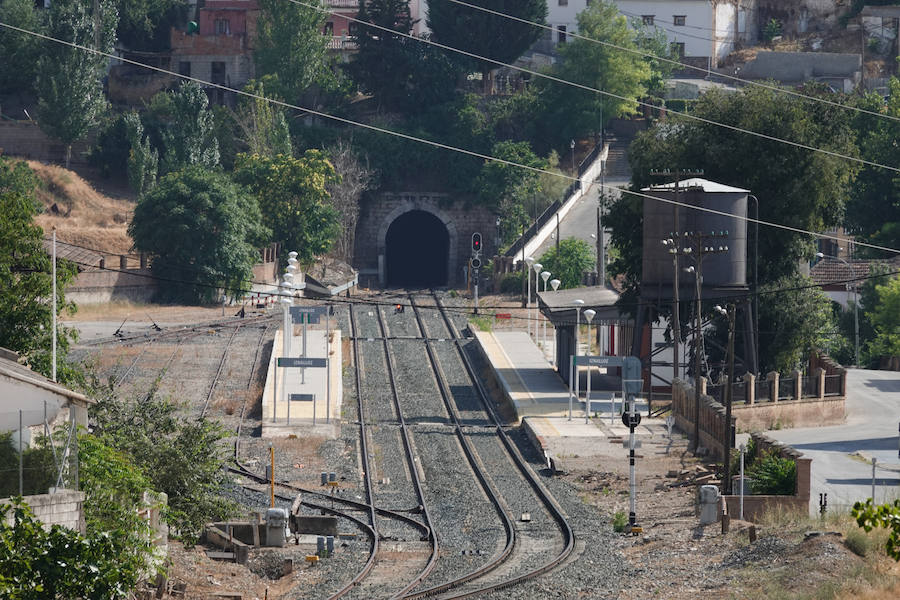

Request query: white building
[{"left": 545, "top": 0, "right": 756, "bottom": 66}]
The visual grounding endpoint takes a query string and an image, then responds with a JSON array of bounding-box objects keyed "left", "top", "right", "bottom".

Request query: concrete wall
[
  {"left": 353, "top": 193, "right": 497, "bottom": 288},
  {"left": 2, "top": 490, "right": 86, "bottom": 534},
  {"left": 0, "top": 121, "right": 95, "bottom": 167},
  {"left": 733, "top": 396, "right": 845, "bottom": 431},
  {"left": 66, "top": 268, "right": 158, "bottom": 304}
]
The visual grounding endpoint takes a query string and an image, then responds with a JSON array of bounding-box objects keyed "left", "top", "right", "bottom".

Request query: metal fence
[
  {"left": 778, "top": 378, "right": 795, "bottom": 400},
  {"left": 756, "top": 379, "right": 772, "bottom": 402},
  {"left": 802, "top": 376, "right": 818, "bottom": 398},
  {"left": 824, "top": 374, "right": 843, "bottom": 396}
]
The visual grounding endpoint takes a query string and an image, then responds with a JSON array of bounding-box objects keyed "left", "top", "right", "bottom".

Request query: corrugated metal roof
[
  {"left": 41, "top": 239, "right": 104, "bottom": 270},
  {"left": 641, "top": 178, "right": 750, "bottom": 193}
]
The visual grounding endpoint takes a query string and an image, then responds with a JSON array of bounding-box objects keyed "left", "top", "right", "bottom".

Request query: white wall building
[{"left": 545, "top": 0, "right": 756, "bottom": 66}]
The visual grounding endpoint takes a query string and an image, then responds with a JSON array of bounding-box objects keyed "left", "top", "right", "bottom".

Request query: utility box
[
  {"left": 699, "top": 484, "right": 720, "bottom": 525},
  {"left": 265, "top": 508, "right": 289, "bottom": 547}
]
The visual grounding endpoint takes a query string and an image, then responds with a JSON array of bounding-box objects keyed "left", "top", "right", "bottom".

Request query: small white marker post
[
  {"left": 872, "top": 457, "right": 877, "bottom": 502},
  {"left": 739, "top": 443, "right": 745, "bottom": 521},
  {"left": 568, "top": 355, "right": 574, "bottom": 421}
]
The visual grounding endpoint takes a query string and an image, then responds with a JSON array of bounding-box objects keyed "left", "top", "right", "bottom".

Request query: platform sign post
[
  {"left": 326, "top": 305, "right": 331, "bottom": 424},
  {"left": 568, "top": 355, "right": 574, "bottom": 421},
  {"left": 574, "top": 355, "right": 625, "bottom": 421}
]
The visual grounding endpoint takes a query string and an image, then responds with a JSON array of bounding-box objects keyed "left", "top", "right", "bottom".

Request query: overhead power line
[
  {"left": 442, "top": 0, "right": 900, "bottom": 125},
  {"left": 4, "top": 20, "right": 900, "bottom": 257}
]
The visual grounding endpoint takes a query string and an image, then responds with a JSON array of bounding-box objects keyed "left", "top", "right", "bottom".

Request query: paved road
[
  {"left": 740, "top": 368, "right": 900, "bottom": 512},
  {"left": 532, "top": 178, "right": 630, "bottom": 261}
]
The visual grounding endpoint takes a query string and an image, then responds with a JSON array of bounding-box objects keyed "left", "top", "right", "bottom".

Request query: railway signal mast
[{"left": 471, "top": 233, "right": 482, "bottom": 314}]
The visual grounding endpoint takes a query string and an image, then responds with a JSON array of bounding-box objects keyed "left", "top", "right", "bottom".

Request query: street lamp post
[
  {"left": 532, "top": 262, "right": 543, "bottom": 340},
  {"left": 570, "top": 298, "right": 585, "bottom": 420},
  {"left": 570, "top": 139, "right": 576, "bottom": 173},
  {"left": 550, "top": 278, "right": 561, "bottom": 366},
  {"left": 541, "top": 271, "right": 551, "bottom": 360},
  {"left": 584, "top": 309, "right": 596, "bottom": 423},
  {"left": 716, "top": 304, "right": 736, "bottom": 494},
  {"left": 816, "top": 252, "right": 859, "bottom": 366},
  {"left": 525, "top": 256, "right": 535, "bottom": 336}
]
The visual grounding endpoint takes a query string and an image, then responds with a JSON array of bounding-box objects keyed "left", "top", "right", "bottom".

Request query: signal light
[{"left": 472, "top": 232, "right": 482, "bottom": 253}]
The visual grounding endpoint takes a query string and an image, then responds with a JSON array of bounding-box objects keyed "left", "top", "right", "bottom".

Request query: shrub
[
  {"left": 499, "top": 270, "right": 525, "bottom": 294},
  {"left": 845, "top": 527, "right": 871, "bottom": 557},
  {"left": 748, "top": 451, "right": 796, "bottom": 496},
  {"left": 612, "top": 510, "right": 628, "bottom": 532}
]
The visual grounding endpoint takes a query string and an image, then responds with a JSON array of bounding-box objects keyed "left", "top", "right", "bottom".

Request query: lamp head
[
  {"left": 533, "top": 262, "right": 543, "bottom": 273},
  {"left": 584, "top": 309, "right": 596, "bottom": 322},
  {"left": 541, "top": 271, "right": 551, "bottom": 282},
  {"left": 525, "top": 256, "right": 535, "bottom": 266},
  {"left": 573, "top": 299, "right": 585, "bottom": 306},
  {"left": 550, "top": 279, "right": 561, "bottom": 291},
  {"left": 815, "top": 252, "right": 824, "bottom": 258}
]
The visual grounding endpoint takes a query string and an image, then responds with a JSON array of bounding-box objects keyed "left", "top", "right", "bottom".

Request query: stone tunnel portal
[{"left": 385, "top": 210, "right": 449, "bottom": 287}]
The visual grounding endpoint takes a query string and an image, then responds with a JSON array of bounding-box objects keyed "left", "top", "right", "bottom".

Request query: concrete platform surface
[{"left": 261, "top": 328, "right": 342, "bottom": 438}]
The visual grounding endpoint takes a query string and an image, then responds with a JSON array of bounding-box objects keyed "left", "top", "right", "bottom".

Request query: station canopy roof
[{"left": 537, "top": 285, "right": 628, "bottom": 326}]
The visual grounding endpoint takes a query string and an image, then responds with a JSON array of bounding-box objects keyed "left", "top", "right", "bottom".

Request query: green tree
[
  {"left": 160, "top": 81, "right": 220, "bottom": 173},
  {"left": 232, "top": 78, "right": 292, "bottom": 158},
  {"left": 864, "top": 274, "right": 900, "bottom": 361},
  {"left": 0, "top": 0, "right": 44, "bottom": 95},
  {"left": 128, "top": 167, "right": 269, "bottom": 303},
  {"left": 756, "top": 274, "right": 833, "bottom": 373},
  {"left": 348, "top": 0, "right": 461, "bottom": 112},
  {"left": 124, "top": 111, "right": 158, "bottom": 194},
  {"left": 476, "top": 141, "right": 545, "bottom": 244},
  {"left": 628, "top": 84, "right": 857, "bottom": 283},
  {"left": 846, "top": 79, "right": 900, "bottom": 254},
  {"left": 254, "top": 0, "right": 336, "bottom": 103},
  {"left": 0, "top": 156, "right": 80, "bottom": 381},
  {"left": 89, "top": 394, "right": 238, "bottom": 544},
  {"left": 630, "top": 17, "right": 675, "bottom": 97},
  {"left": 538, "top": 238, "right": 595, "bottom": 289},
  {"left": 427, "top": 0, "right": 546, "bottom": 93},
  {"left": 233, "top": 151, "right": 340, "bottom": 266},
  {"left": 116, "top": 0, "right": 187, "bottom": 51},
  {"left": 0, "top": 499, "right": 135, "bottom": 599},
  {"left": 537, "top": 1, "right": 649, "bottom": 145},
  {"left": 36, "top": 0, "right": 118, "bottom": 169},
  {"left": 852, "top": 498, "right": 900, "bottom": 561}
]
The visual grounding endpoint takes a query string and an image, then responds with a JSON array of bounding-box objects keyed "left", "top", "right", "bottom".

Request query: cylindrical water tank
[{"left": 641, "top": 180, "right": 748, "bottom": 295}]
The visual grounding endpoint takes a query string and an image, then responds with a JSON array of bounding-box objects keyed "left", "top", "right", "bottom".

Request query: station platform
[
  {"left": 261, "top": 328, "right": 343, "bottom": 439},
  {"left": 471, "top": 328, "right": 669, "bottom": 460}
]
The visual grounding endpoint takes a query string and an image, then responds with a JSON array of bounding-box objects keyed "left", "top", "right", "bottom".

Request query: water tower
[{"left": 635, "top": 178, "right": 757, "bottom": 378}]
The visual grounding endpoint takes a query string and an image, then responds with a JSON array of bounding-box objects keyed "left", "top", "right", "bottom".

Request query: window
[
  {"left": 214, "top": 19, "right": 230, "bottom": 35},
  {"left": 642, "top": 15, "right": 654, "bottom": 26},
  {"left": 673, "top": 15, "right": 686, "bottom": 26},
  {"left": 178, "top": 61, "right": 191, "bottom": 77},
  {"left": 348, "top": 22, "right": 358, "bottom": 36},
  {"left": 558, "top": 0, "right": 568, "bottom": 6},
  {"left": 557, "top": 25, "right": 567, "bottom": 44},
  {"left": 211, "top": 61, "right": 226, "bottom": 84},
  {"left": 670, "top": 42, "right": 685, "bottom": 58},
  {"left": 324, "top": 22, "right": 334, "bottom": 35}
]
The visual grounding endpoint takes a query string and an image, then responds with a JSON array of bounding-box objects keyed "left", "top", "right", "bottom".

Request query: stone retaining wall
[{"left": 1, "top": 490, "right": 86, "bottom": 534}]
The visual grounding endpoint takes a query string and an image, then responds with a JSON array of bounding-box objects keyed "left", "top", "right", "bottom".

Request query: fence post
[
  {"left": 792, "top": 370, "right": 802, "bottom": 400},
  {"left": 699, "top": 376, "right": 707, "bottom": 397},
  {"left": 817, "top": 368, "right": 825, "bottom": 400},
  {"left": 767, "top": 371, "right": 779, "bottom": 403},
  {"left": 744, "top": 372, "right": 755, "bottom": 405}
]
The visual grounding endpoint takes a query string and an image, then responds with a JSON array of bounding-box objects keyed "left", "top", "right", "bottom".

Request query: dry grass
[{"left": 28, "top": 161, "right": 135, "bottom": 256}]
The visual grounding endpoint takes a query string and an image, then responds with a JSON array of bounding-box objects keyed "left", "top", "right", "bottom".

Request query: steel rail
[
  {"left": 372, "top": 303, "right": 441, "bottom": 600},
  {"left": 199, "top": 323, "right": 243, "bottom": 419},
  {"left": 399, "top": 295, "right": 517, "bottom": 598},
  {"left": 431, "top": 293, "right": 576, "bottom": 597}
]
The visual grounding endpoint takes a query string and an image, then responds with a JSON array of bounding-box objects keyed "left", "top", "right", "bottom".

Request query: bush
[
  {"left": 845, "top": 527, "right": 871, "bottom": 557},
  {"left": 499, "top": 271, "right": 524, "bottom": 294},
  {"left": 612, "top": 510, "right": 628, "bottom": 532},
  {"left": 748, "top": 452, "right": 796, "bottom": 496}
]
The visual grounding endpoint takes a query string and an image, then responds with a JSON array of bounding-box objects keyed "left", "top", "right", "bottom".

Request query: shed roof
[
  {"left": 537, "top": 285, "right": 627, "bottom": 325},
  {"left": 810, "top": 258, "right": 897, "bottom": 288},
  {"left": 641, "top": 178, "right": 749, "bottom": 194}
]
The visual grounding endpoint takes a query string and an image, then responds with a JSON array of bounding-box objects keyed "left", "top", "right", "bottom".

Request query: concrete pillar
[
  {"left": 120, "top": 255, "right": 128, "bottom": 270},
  {"left": 140, "top": 253, "right": 147, "bottom": 269},
  {"left": 744, "top": 373, "right": 756, "bottom": 405},
  {"left": 767, "top": 371, "right": 779, "bottom": 403},
  {"left": 817, "top": 368, "right": 825, "bottom": 400},
  {"left": 699, "top": 376, "right": 707, "bottom": 397},
  {"left": 792, "top": 369, "right": 802, "bottom": 400}
]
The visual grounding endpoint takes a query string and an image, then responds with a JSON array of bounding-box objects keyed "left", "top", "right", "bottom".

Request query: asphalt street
[{"left": 740, "top": 368, "right": 900, "bottom": 512}]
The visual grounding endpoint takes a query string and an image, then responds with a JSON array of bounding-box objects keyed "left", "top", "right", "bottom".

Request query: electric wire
[
  {"left": 442, "top": 0, "right": 900, "bottom": 124},
  {"left": 5, "top": 20, "right": 900, "bottom": 258},
  {"left": 285, "top": 0, "right": 900, "bottom": 173}
]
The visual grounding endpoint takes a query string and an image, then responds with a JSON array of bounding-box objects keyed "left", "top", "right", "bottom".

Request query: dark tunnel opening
[{"left": 385, "top": 210, "right": 449, "bottom": 287}]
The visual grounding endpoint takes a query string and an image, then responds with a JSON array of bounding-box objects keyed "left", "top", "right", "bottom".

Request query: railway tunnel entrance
[{"left": 385, "top": 210, "right": 449, "bottom": 287}]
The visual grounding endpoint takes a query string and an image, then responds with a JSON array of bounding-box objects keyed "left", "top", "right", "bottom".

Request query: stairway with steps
[{"left": 603, "top": 136, "right": 633, "bottom": 181}]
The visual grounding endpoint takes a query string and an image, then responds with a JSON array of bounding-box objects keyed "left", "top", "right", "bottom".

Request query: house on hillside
[
  {"left": 544, "top": 0, "right": 758, "bottom": 68},
  {"left": 169, "top": 0, "right": 261, "bottom": 105},
  {"left": 323, "top": 0, "right": 431, "bottom": 59}
]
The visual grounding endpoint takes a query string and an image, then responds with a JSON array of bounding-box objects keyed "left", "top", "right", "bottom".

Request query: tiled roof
[{"left": 810, "top": 258, "right": 892, "bottom": 287}]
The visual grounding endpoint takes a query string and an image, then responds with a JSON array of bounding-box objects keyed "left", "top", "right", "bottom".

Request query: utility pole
[
  {"left": 718, "top": 304, "right": 736, "bottom": 494},
  {"left": 683, "top": 230, "right": 729, "bottom": 452}
]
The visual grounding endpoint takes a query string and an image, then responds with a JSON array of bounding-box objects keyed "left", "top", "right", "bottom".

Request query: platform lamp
[
  {"left": 532, "top": 262, "right": 543, "bottom": 340},
  {"left": 525, "top": 256, "right": 535, "bottom": 336},
  {"left": 570, "top": 298, "right": 585, "bottom": 421},
  {"left": 550, "top": 278, "right": 561, "bottom": 366},
  {"left": 583, "top": 309, "right": 596, "bottom": 424},
  {"left": 541, "top": 270, "right": 551, "bottom": 359}
]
